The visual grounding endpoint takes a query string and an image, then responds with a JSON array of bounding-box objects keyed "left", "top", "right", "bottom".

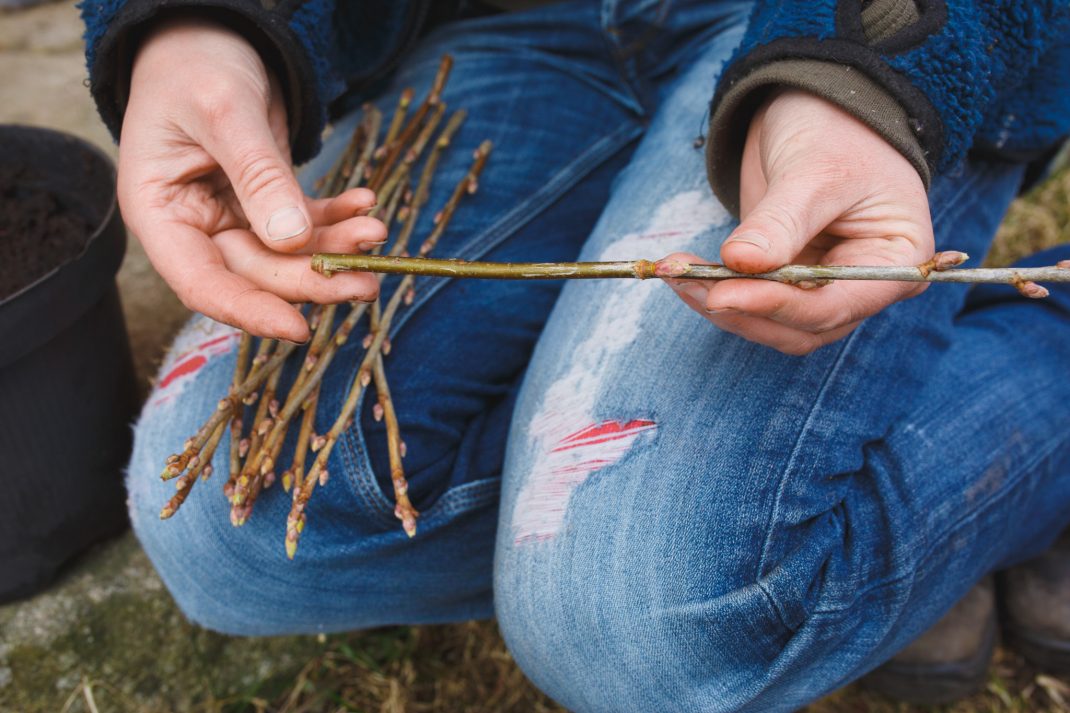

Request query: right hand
[{"left": 119, "top": 17, "right": 382, "bottom": 342}]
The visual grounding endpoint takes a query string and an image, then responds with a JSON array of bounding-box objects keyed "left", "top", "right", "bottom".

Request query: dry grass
[
  {"left": 198, "top": 624, "right": 1070, "bottom": 713},
  {"left": 203, "top": 160, "right": 1070, "bottom": 713},
  {"left": 987, "top": 163, "right": 1070, "bottom": 267}
]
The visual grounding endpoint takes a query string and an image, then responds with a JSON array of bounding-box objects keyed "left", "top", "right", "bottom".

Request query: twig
[
  {"left": 368, "top": 56, "right": 454, "bottom": 191},
  {"left": 344, "top": 105, "right": 383, "bottom": 192},
  {"left": 285, "top": 141, "right": 486, "bottom": 556},
  {"left": 390, "top": 109, "right": 467, "bottom": 261},
  {"left": 373, "top": 354, "right": 417, "bottom": 536},
  {"left": 161, "top": 419, "right": 225, "bottom": 519},
  {"left": 161, "top": 341, "right": 296, "bottom": 482},
  {"left": 282, "top": 387, "right": 319, "bottom": 493},
  {"left": 226, "top": 332, "right": 251, "bottom": 486},
  {"left": 311, "top": 251, "right": 1070, "bottom": 298},
  {"left": 285, "top": 278, "right": 404, "bottom": 559}
]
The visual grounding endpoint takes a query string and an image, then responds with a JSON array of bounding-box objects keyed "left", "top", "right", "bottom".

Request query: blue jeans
[{"left": 128, "top": 2, "right": 1070, "bottom": 711}]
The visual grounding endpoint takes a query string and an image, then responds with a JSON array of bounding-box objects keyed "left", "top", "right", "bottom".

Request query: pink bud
[
  {"left": 1017, "top": 280, "right": 1050, "bottom": 299},
  {"left": 373, "top": 403, "right": 384, "bottom": 422},
  {"left": 653, "top": 259, "right": 689, "bottom": 278},
  {"left": 932, "top": 251, "right": 969, "bottom": 271}
]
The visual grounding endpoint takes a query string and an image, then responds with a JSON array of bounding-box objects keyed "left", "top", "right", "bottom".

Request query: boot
[
  {"left": 862, "top": 576, "right": 996, "bottom": 705},
  {"left": 1001, "top": 529, "right": 1070, "bottom": 673}
]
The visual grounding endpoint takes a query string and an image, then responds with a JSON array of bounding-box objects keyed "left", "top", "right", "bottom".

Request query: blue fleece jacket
[{"left": 80, "top": 0, "right": 1069, "bottom": 178}]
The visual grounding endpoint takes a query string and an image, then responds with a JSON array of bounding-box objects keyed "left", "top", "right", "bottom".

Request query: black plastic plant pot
[{"left": 0, "top": 125, "right": 137, "bottom": 603}]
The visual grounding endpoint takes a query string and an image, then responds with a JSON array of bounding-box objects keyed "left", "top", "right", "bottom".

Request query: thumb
[
  {"left": 200, "top": 105, "right": 311, "bottom": 252},
  {"left": 721, "top": 177, "right": 841, "bottom": 274}
]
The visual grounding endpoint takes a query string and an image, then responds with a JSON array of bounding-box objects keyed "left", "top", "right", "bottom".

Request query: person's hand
[
  {"left": 665, "top": 89, "right": 934, "bottom": 355},
  {"left": 119, "top": 17, "right": 383, "bottom": 342}
]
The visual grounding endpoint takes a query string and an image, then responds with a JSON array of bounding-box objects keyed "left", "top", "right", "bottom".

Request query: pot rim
[
  {"left": 0, "top": 124, "right": 120, "bottom": 305},
  {"left": 0, "top": 124, "right": 126, "bottom": 367}
]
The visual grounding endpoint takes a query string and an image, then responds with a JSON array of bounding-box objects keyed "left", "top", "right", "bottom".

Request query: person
[{"left": 80, "top": 0, "right": 1070, "bottom": 710}]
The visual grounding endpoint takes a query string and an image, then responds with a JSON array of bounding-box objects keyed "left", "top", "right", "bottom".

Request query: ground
[{"left": 1, "top": 2, "right": 1068, "bottom": 711}]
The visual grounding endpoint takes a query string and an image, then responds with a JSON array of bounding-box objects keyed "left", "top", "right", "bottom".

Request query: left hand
[{"left": 665, "top": 89, "right": 934, "bottom": 355}]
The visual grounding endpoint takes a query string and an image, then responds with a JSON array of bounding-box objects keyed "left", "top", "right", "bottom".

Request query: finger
[
  {"left": 705, "top": 309, "right": 860, "bottom": 356},
  {"left": 706, "top": 279, "right": 918, "bottom": 334},
  {"left": 307, "top": 215, "right": 388, "bottom": 254},
  {"left": 213, "top": 229, "right": 380, "bottom": 304},
  {"left": 306, "top": 188, "right": 378, "bottom": 224},
  {"left": 707, "top": 245, "right": 928, "bottom": 333},
  {"left": 196, "top": 99, "right": 313, "bottom": 252},
  {"left": 721, "top": 174, "right": 845, "bottom": 274},
  {"left": 137, "top": 220, "right": 310, "bottom": 341}
]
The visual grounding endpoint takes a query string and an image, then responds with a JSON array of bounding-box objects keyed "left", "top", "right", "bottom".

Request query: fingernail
[
  {"left": 677, "top": 282, "right": 709, "bottom": 305},
  {"left": 725, "top": 233, "right": 770, "bottom": 252},
  {"left": 706, "top": 304, "right": 737, "bottom": 315},
  {"left": 266, "top": 206, "right": 309, "bottom": 241},
  {"left": 358, "top": 239, "right": 388, "bottom": 251}
]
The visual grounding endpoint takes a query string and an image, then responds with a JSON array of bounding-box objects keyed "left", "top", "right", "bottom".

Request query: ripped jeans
[{"left": 127, "top": 1, "right": 1070, "bottom": 711}]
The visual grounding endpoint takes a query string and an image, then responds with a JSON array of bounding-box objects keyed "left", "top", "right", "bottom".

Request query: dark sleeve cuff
[
  {"left": 706, "top": 58, "right": 931, "bottom": 218},
  {"left": 86, "top": 0, "right": 324, "bottom": 164}
]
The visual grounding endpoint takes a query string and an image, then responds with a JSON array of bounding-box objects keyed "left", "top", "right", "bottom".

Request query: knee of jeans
[
  {"left": 492, "top": 513, "right": 846, "bottom": 712},
  {"left": 493, "top": 456, "right": 857, "bottom": 713}
]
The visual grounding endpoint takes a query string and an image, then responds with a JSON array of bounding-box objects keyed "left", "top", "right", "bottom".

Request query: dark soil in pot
[
  {"left": 0, "top": 125, "right": 137, "bottom": 603},
  {"left": 0, "top": 164, "right": 95, "bottom": 298}
]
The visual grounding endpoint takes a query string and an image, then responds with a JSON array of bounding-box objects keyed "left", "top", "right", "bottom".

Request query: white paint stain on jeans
[{"left": 512, "top": 190, "right": 729, "bottom": 543}]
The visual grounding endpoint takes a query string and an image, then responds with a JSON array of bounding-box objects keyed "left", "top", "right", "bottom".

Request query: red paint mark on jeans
[
  {"left": 552, "top": 419, "right": 656, "bottom": 452},
  {"left": 158, "top": 355, "right": 207, "bottom": 390},
  {"left": 150, "top": 329, "right": 240, "bottom": 406},
  {"left": 170, "top": 334, "right": 235, "bottom": 363},
  {"left": 513, "top": 418, "right": 657, "bottom": 544}
]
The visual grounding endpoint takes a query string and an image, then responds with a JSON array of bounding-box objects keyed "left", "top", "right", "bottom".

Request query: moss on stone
[{"left": 0, "top": 534, "right": 326, "bottom": 712}]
